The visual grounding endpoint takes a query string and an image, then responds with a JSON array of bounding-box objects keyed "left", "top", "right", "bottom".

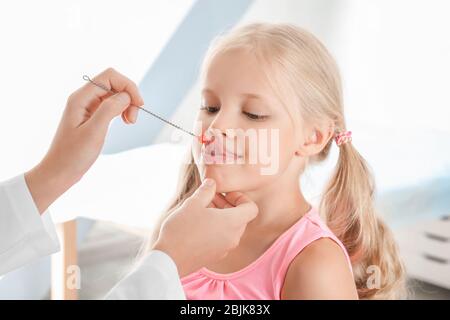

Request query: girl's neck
[{"left": 244, "top": 173, "right": 311, "bottom": 232}]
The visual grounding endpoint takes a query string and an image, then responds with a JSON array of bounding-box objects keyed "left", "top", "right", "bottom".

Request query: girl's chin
[
  {"left": 201, "top": 168, "right": 241, "bottom": 193},
  {"left": 196, "top": 162, "right": 269, "bottom": 193}
]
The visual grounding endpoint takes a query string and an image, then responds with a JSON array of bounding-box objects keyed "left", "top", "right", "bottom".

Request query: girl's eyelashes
[
  {"left": 200, "top": 105, "right": 269, "bottom": 121},
  {"left": 242, "top": 111, "right": 269, "bottom": 121},
  {"left": 200, "top": 106, "right": 220, "bottom": 114}
]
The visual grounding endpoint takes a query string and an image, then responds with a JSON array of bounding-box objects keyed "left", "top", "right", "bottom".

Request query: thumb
[
  {"left": 189, "top": 178, "right": 216, "bottom": 207},
  {"left": 91, "top": 92, "right": 131, "bottom": 127}
]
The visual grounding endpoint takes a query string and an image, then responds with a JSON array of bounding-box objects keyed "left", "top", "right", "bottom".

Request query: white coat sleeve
[
  {"left": 0, "top": 174, "right": 60, "bottom": 276},
  {"left": 105, "top": 250, "right": 186, "bottom": 300}
]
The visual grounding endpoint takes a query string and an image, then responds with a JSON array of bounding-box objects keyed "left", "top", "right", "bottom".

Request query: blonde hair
[{"left": 150, "top": 23, "right": 407, "bottom": 299}]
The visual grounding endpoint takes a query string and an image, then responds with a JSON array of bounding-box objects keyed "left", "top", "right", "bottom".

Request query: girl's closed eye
[
  {"left": 200, "top": 105, "right": 220, "bottom": 114},
  {"left": 242, "top": 110, "right": 269, "bottom": 121},
  {"left": 200, "top": 105, "right": 269, "bottom": 121}
]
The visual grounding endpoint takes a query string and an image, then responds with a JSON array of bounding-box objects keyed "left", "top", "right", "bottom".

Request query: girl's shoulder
[
  {"left": 281, "top": 237, "right": 358, "bottom": 299},
  {"left": 280, "top": 207, "right": 350, "bottom": 260},
  {"left": 277, "top": 208, "right": 357, "bottom": 299}
]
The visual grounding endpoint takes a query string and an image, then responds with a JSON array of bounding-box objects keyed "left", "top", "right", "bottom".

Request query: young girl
[{"left": 150, "top": 23, "right": 406, "bottom": 299}]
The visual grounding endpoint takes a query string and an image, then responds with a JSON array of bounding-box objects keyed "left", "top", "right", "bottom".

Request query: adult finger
[
  {"left": 212, "top": 193, "right": 233, "bottom": 209},
  {"left": 88, "top": 91, "right": 131, "bottom": 128},
  {"left": 72, "top": 68, "right": 144, "bottom": 113},
  {"left": 219, "top": 192, "right": 258, "bottom": 222},
  {"left": 188, "top": 178, "right": 216, "bottom": 208}
]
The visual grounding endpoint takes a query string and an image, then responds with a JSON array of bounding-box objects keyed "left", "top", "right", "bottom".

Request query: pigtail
[{"left": 320, "top": 140, "right": 407, "bottom": 299}]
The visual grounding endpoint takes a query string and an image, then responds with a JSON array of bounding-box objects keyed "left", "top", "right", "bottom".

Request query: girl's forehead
[
  {"left": 202, "top": 49, "right": 277, "bottom": 101},
  {"left": 201, "top": 47, "right": 302, "bottom": 126}
]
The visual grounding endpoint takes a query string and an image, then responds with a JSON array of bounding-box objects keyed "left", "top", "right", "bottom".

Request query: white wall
[{"left": 0, "top": 0, "right": 194, "bottom": 181}]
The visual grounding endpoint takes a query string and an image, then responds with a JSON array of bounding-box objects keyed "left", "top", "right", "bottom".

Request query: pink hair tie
[{"left": 334, "top": 130, "right": 352, "bottom": 146}]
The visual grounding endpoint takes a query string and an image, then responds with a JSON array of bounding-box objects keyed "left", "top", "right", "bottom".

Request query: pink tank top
[{"left": 181, "top": 206, "right": 353, "bottom": 300}]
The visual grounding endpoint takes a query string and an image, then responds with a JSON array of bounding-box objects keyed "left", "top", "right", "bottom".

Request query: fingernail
[
  {"left": 123, "top": 113, "right": 130, "bottom": 124},
  {"left": 203, "top": 178, "right": 215, "bottom": 187},
  {"left": 128, "top": 107, "right": 138, "bottom": 124}
]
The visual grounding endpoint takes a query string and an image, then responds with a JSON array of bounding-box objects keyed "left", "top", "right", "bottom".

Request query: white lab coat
[{"left": 0, "top": 174, "right": 185, "bottom": 299}]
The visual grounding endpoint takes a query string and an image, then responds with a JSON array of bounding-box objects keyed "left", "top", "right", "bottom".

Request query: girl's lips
[{"left": 201, "top": 143, "right": 243, "bottom": 164}]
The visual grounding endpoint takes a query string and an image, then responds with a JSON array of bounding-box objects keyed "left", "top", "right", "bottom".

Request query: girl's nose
[
  {"left": 200, "top": 128, "right": 227, "bottom": 145},
  {"left": 200, "top": 133, "right": 215, "bottom": 145},
  {"left": 200, "top": 129, "right": 217, "bottom": 145}
]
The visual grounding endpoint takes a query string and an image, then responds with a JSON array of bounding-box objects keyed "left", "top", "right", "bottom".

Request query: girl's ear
[{"left": 295, "top": 122, "right": 334, "bottom": 157}]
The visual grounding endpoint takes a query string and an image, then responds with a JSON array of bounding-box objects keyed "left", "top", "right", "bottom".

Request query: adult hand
[
  {"left": 25, "top": 68, "right": 144, "bottom": 214},
  {"left": 153, "top": 178, "right": 259, "bottom": 277}
]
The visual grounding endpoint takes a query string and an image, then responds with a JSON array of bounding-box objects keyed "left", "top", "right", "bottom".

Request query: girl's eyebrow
[
  {"left": 202, "top": 88, "right": 265, "bottom": 101},
  {"left": 239, "top": 92, "right": 264, "bottom": 100}
]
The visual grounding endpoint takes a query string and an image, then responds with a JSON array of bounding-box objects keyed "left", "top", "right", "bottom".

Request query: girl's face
[{"left": 192, "top": 48, "right": 303, "bottom": 193}]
